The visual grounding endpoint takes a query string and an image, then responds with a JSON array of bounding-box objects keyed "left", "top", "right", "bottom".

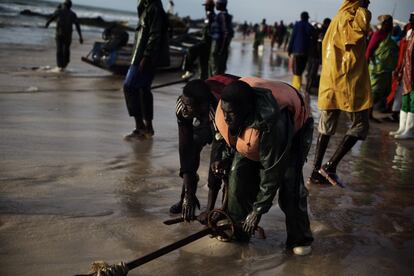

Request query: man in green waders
[{"left": 213, "top": 78, "right": 314, "bottom": 255}]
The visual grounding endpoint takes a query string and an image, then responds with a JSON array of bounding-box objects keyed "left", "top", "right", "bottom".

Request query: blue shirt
[
  {"left": 288, "top": 20, "right": 314, "bottom": 55},
  {"left": 210, "top": 10, "right": 234, "bottom": 42}
]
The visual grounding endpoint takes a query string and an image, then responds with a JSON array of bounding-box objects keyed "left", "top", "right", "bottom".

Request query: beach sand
[{"left": 0, "top": 26, "right": 414, "bottom": 276}]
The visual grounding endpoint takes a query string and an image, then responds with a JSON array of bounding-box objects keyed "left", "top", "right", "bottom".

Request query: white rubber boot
[
  {"left": 293, "top": 245, "right": 312, "bottom": 256},
  {"left": 395, "top": 112, "right": 414, "bottom": 139},
  {"left": 389, "top": 110, "right": 407, "bottom": 136}
]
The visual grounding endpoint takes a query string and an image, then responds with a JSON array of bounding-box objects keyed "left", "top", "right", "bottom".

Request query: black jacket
[
  {"left": 131, "top": 0, "right": 170, "bottom": 67},
  {"left": 46, "top": 6, "right": 81, "bottom": 40}
]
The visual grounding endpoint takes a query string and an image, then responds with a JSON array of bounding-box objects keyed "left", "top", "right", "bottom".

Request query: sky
[{"left": 48, "top": 0, "right": 414, "bottom": 24}]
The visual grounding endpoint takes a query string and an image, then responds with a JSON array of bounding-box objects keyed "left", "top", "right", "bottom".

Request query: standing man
[
  {"left": 393, "top": 14, "right": 414, "bottom": 139},
  {"left": 308, "top": 0, "right": 372, "bottom": 187},
  {"left": 305, "top": 18, "right": 331, "bottom": 94},
  {"left": 170, "top": 75, "right": 240, "bottom": 221},
  {"left": 241, "top": 21, "right": 249, "bottom": 40},
  {"left": 288, "top": 11, "right": 314, "bottom": 91},
  {"left": 213, "top": 78, "right": 314, "bottom": 255},
  {"left": 270, "top": 21, "right": 278, "bottom": 51},
  {"left": 45, "top": 0, "right": 83, "bottom": 71},
  {"left": 276, "top": 20, "right": 287, "bottom": 49},
  {"left": 181, "top": 0, "right": 215, "bottom": 80},
  {"left": 366, "top": 15, "right": 398, "bottom": 116},
  {"left": 390, "top": 13, "right": 414, "bottom": 139},
  {"left": 210, "top": 0, "right": 234, "bottom": 75},
  {"left": 123, "top": 0, "right": 169, "bottom": 140},
  {"left": 254, "top": 19, "right": 267, "bottom": 52}
]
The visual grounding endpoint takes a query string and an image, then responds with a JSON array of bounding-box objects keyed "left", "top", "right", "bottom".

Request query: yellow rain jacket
[{"left": 318, "top": 0, "right": 372, "bottom": 112}]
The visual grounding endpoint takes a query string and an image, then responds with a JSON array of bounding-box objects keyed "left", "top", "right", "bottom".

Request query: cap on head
[
  {"left": 301, "top": 11, "right": 309, "bottom": 20},
  {"left": 378, "top": 14, "right": 392, "bottom": 24}
]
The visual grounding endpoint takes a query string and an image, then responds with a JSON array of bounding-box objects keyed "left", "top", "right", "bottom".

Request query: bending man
[
  {"left": 170, "top": 75, "right": 240, "bottom": 222},
  {"left": 214, "top": 78, "right": 314, "bottom": 255}
]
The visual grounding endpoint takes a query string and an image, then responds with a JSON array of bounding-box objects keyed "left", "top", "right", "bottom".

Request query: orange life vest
[{"left": 215, "top": 77, "right": 309, "bottom": 161}]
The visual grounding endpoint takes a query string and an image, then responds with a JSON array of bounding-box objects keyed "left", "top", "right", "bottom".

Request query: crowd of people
[{"left": 43, "top": 1, "right": 414, "bottom": 273}]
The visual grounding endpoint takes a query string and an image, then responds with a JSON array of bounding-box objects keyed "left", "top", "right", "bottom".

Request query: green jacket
[
  {"left": 252, "top": 88, "right": 294, "bottom": 214},
  {"left": 131, "top": 0, "right": 170, "bottom": 67},
  {"left": 369, "top": 34, "right": 398, "bottom": 75},
  {"left": 223, "top": 88, "right": 294, "bottom": 215}
]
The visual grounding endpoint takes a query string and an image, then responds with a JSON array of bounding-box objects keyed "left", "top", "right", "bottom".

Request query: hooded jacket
[{"left": 318, "top": 0, "right": 372, "bottom": 112}]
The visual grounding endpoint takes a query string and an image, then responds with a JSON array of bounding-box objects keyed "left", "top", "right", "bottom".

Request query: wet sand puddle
[{"left": 0, "top": 30, "right": 414, "bottom": 276}]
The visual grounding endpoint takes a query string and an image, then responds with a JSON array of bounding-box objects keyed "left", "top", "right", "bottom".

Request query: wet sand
[{"left": 1, "top": 34, "right": 414, "bottom": 276}]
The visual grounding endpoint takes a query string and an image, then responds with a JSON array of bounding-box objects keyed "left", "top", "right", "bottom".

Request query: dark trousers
[
  {"left": 56, "top": 36, "right": 71, "bottom": 68},
  {"left": 183, "top": 41, "right": 211, "bottom": 80},
  {"left": 279, "top": 124, "right": 314, "bottom": 248},
  {"left": 179, "top": 134, "right": 223, "bottom": 191},
  {"left": 292, "top": 54, "right": 308, "bottom": 76},
  {"left": 123, "top": 64, "right": 155, "bottom": 121},
  {"left": 305, "top": 57, "right": 320, "bottom": 93},
  {"left": 210, "top": 40, "right": 230, "bottom": 75},
  {"left": 227, "top": 118, "right": 314, "bottom": 247}
]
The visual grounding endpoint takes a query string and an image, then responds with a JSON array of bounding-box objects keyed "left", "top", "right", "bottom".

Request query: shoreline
[{"left": 0, "top": 28, "right": 413, "bottom": 276}]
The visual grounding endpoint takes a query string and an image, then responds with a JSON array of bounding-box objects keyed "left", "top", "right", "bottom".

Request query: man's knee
[
  {"left": 347, "top": 110, "right": 370, "bottom": 140},
  {"left": 318, "top": 110, "right": 340, "bottom": 136}
]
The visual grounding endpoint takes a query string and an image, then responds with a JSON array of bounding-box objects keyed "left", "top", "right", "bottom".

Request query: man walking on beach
[
  {"left": 288, "top": 11, "right": 314, "bottom": 91},
  {"left": 123, "top": 0, "right": 169, "bottom": 140},
  {"left": 308, "top": 0, "right": 372, "bottom": 187},
  {"left": 45, "top": 0, "right": 83, "bottom": 71}
]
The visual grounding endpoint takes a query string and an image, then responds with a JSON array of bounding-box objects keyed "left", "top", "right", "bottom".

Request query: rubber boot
[
  {"left": 169, "top": 184, "right": 185, "bottom": 214},
  {"left": 389, "top": 110, "right": 407, "bottom": 136},
  {"left": 307, "top": 134, "right": 330, "bottom": 185},
  {"left": 395, "top": 112, "right": 414, "bottom": 139},
  {"left": 319, "top": 135, "right": 359, "bottom": 187},
  {"left": 292, "top": 75, "right": 302, "bottom": 91}
]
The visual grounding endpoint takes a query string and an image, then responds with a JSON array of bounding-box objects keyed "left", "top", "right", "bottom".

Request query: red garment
[
  {"left": 365, "top": 29, "right": 388, "bottom": 60},
  {"left": 404, "top": 23, "right": 413, "bottom": 35},
  {"left": 205, "top": 74, "right": 240, "bottom": 100},
  {"left": 386, "top": 39, "right": 408, "bottom": 106},
  {"left": 402, "top": 30, "right": 414, "bottom": 95}
]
